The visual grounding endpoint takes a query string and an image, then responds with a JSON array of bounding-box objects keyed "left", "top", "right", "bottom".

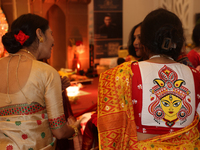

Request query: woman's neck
[
  {"left": 17, "top": 49, "right": 37, "bottom": 60},
  {"left": 145, "top": 54, "right": 175, "bottom": 63}
]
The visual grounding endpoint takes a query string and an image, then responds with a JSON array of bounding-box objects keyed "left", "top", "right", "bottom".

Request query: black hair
[
  {"left": 2, "top": 13, "right": 49, "bottom": 53},
  {"left": 127, "top": 22, "right": 142, "bottom": 58},
  {"left": 117, "top": 57, "right": 125, "bottom": 65},
  {"left": 192, "top": 23, "right": 200, "bottom": 47},
  {"left": 104, "top": 13, "right": 111, "bottom": 18},
  {"left": 140, "top": 8, "right": 184, "bottom": 60}
]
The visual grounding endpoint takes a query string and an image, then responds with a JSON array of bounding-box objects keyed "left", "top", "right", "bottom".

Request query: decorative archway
[{"left": 46, "top": 4, "right": 66, "bottom": 70}]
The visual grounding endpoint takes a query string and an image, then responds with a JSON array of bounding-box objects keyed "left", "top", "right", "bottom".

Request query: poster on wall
[{"left": 94, "top": 0, "right": 123, "bottom": 59}]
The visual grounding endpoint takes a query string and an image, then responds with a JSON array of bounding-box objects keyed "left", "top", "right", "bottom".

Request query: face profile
[
  {"left": 133, "top": 26, "right": 143, "bottom": 57},
  {"left": 38, "top": 27, "right": 54, "bottom": 59}
]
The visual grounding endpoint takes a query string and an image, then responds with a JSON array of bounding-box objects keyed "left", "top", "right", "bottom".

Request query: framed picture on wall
[{"left": 94, "top": 0, "right": 123, "bottom": 58}]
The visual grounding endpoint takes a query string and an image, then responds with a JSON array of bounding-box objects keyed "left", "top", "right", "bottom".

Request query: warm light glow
[
  {"left": 0, "top": 8, "right": 8, "bottom": 58},
  {"left": 76, "top": 44, "right": 85, "bottom": 54},
  {"left": 77, "top": 63, "right": 80, "bottom": 69},
  {"left": 66, "top": 86, "right": 79, "bottom": 97}
]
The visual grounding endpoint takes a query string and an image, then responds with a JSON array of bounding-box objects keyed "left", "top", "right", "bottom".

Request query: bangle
[{"left": 68, "top": 125, "right": 78, "bottom": 140}]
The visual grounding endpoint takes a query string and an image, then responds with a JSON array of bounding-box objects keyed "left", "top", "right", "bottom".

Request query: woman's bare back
[{"left": 0, "top": 55, "right": 33, "bottom": 94}]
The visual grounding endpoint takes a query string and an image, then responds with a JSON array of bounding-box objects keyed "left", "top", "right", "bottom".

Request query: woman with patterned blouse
[
  {"left": 0, "top": 14, "right": 81, "bottom": 149},
  {"left": 97, "top": 8, "right": 200, "bottom": 150}
]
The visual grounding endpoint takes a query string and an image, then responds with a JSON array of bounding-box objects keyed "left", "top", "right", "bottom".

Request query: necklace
[
  {"left": 20, "top": 49, "right": 36, "bottom": 59},
  {"left": 149, "top": 55, "right": 174, "bottom": 61}
]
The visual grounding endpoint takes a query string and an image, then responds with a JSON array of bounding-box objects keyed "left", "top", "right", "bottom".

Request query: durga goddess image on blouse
[{"left": 149, "top": 65, "right": 192, "bottom": 127}]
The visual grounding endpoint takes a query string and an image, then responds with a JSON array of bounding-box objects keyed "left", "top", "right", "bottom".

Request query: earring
[{"left": 39, "top": 37, "right": 43, "bottom": 43}]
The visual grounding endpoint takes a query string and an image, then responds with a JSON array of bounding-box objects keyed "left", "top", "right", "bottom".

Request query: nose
[
  {"left": 52, "top": 38, "right": 55, "bottom": 46},
  {"left": 169, "top": 105, "right": 173, "bottom": 111},
  {"left": 133, "top": 37, "right": 140, "bottom": 47}
]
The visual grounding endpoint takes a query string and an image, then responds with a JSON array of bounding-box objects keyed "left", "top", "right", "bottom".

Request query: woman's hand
[
  {"left": 51, "top": 117, "right": 85, "bottom": 139},
  {"left": 73, "top": 117, "right": 85, "bottom": 130}
]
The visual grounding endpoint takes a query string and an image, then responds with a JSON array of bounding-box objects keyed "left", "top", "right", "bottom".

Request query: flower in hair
[{"left": 14, "top": 30, "right": 29, "bottom": 45}]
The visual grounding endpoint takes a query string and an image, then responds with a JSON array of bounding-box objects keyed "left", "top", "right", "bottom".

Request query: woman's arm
[{"left": 51, "top": 119, "right": 82, "bottom": 139}]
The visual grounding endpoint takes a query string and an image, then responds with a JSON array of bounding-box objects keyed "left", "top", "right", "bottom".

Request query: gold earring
[{"left": 39, "top": 37, "right": 43, "bottom": 43}]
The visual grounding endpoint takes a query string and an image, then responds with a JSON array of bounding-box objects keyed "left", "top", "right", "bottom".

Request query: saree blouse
[
  {"left": 0, "top": 60, "right": 66, "bottom": 150},
  {"left": 132, "top": 61, "right": 200, "bottom": 134}
]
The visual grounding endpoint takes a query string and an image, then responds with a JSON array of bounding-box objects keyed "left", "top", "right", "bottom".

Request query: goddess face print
[{"left": 148, "top": 65, "right": 192, "bottom": 127}]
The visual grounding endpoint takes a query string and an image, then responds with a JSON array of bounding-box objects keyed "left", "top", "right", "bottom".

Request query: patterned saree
[{"left": 97, "top": 61, "right": 200, "bottom": 150}]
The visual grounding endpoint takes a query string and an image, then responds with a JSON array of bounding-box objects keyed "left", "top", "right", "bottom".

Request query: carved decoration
[
  {"left": 160, "top": 0, "right": 190, "bottom": 29},
  {"left": 41, "top": 0, "right": 91, "bottom": 3}
]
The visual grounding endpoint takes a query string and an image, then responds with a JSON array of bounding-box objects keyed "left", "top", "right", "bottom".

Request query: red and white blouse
[{"left": 132, "top": 61, "right": 200, "bottom": 134}]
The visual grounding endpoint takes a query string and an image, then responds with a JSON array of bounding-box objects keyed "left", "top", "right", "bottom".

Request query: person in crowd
[
  {"left": 0, "top": 13, "right": 82, "bottom": 149},
  {"left": 125, "top": 22, "right": 144, "bottom": 62},
  {"left": 126, "top": 22, "right": 193, "bottom": 67},
  {"left": 99, "top": 13, "right": 117, "bottom": 38},
  {"left": 117, "top": 22, "right": 143, "bottom": 66},
  {"left": 97, "top": 8, "right": 200, "bottom": 149},
  {"left": 176, "top": 42, "right": 194, "bottom": 67},
  {"left": 187, "top": 23, "right": 200, "bottom": 71}
]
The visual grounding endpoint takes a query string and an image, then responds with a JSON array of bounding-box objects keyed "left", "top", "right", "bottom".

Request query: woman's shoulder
[
  {"left": 33, "top": 60, "right": 55, "bottom": 69},
  {"left": 187, "top": 49, "right": 197, "bottom": 55},
  {"left": 102, "top": 61, "right": 134, "bottom": 77},
  {"left": 32, "top": 60, "right": 59, "bottom": 76}
]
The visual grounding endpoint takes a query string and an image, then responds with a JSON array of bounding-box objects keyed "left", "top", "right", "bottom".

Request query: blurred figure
[
  {"left": 187, "top": 23, "right": 200, "bottom": 71},
  {"left": 125, "top": 22, "right": 144, "bottom": 62},
  {"left": 99, "top": 13, "right": 117, "bottom": 38},
  {"left": 82, "top": 113, "right": 98, "bottom": 150},
  {"left": 176, "top": 42, "right": 194, "bottom": 67}
]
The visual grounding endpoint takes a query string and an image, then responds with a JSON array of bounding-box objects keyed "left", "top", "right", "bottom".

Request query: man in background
[{"left": 99, "top": 13, "right": 117, "bottom": 38}]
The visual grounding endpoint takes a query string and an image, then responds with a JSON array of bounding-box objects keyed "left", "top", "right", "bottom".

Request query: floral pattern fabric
[
  {"left": 97, "top": 61, "right": 137, "bottom": 149},
  {"left": 0, "top": 103, "right": 57, "bottom": 150}
]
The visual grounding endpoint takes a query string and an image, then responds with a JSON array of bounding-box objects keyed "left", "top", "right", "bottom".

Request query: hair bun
[{"left": 2, "top": 32, "right": 22, "bottom": 53}]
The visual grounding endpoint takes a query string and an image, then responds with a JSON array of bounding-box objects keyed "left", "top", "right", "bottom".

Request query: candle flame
[{"left": 77, "top": 63, "right": 80, "bottom": 69}]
